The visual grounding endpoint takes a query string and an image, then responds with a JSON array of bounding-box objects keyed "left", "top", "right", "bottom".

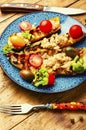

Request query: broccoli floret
[
  {"left": 82, "top": 48, "right": 86, "bottom": 70},
  {"left": 33, "top": 67, "right": 48, "bottom": 87},
  {"left": 71, "top": 48, "right": 86, "bottom": 74}
]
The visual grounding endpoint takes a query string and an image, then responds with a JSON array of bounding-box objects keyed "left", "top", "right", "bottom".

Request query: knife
[{"left": 0, "top": 3, "right": 86, "bottom": 15}]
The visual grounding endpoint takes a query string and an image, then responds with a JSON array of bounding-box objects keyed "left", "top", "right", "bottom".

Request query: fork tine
[
  {"left": 0, "top": 110, "right": 22, "bottom": 114},
  {"left": 0, "top": 106, "right": 21, "bottom": 111},
  {"left": 6, "top": 111, "right": 23, "bottom": 114},
  {"left": 0, "top": 104, "right": 33, "bottom": 114},
  {"left": 0, "top": 106, "right": 21, "bottom": 110},
  {"left": 0, "top": 107, "right": 22, "bottom": 114},
  {"left": 0, "top": 104, "right": 22, "bottom": 114},
  {"left": 0, "top": 107, "right": 21, "bottom": 111},
  {"left": 0, "top": 104, "right": 21, "bottom": 107},
  {"left": 0, "top": 104, "right": 21, "bottom": 109}
]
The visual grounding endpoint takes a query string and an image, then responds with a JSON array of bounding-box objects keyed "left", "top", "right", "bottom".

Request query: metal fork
[
  {"left": 0, "top": 103, "right": 52, "bottom": 114},
  {"left": 0, "top": 102, "right": 86, "bottom": 114}
]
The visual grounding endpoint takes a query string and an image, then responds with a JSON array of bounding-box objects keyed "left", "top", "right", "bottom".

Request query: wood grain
[
  {"left": 0, "top": 0, "right": 86, "bottom": 130},
  {"left": 70, "top": 0, "right": 86, "bottom": 26},
  {"left": 38, "top": 0, "right": 79, "bottom": 7}
]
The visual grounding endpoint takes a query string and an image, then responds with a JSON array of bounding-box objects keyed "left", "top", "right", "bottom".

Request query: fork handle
[{"left": 51, "top": 102, "right": 86, "bottom": 111}]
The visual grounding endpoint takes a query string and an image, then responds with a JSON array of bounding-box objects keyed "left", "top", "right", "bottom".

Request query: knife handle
[
  {"left": 0, "top": 3, "right": 44, "bottom": 13},
  {"left": 51, "top": 102, "right": 86, "bottom": 111}
]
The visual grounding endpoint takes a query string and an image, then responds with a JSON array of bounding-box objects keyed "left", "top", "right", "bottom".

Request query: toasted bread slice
[
  {"left": 7, "top": 47, "right": 86, "bottom": 76},
  {"left": 8, "top": 16, "right": 61, "bottom": 48},
  {"left": 30, "top": 17, "right": 61, "bottom": 42},
  {"left": 31, "top": 32, "right": 85, "bottom": 49}
]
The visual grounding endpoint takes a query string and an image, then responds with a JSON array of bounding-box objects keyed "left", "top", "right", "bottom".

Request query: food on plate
[
  {"left": 33, "top": 67, "right": 49, "bottom": 87},
  {"left": 19, "top": 21, "right": 32, "bottom": 31},
  {"left": 33, "top": 67, "right": 55, "bottom": 87},
  {"left": 6, "top": 16, "right": 61, "bottom": 50},
  {"left": 3, "top": 46, "right": 86, "bottom": 87},
  {"left": 3, "top": 24, "right": 85, "bottom": 54},
  {"left": 10, "top": 35, "right": 26, "bottom": 49},
  {"left": 2, "top": 16, "right": 86, "bottom": 88},
  {"left": 20, "top": 69, "right": 34, "bottom": 82},
  {"left": 71, "top": 49, "right": 86, "bottom": 73},
  {"left": 39, "top": 20, "right": 52, "bottom": 33},
  {"left": 64, "top": 46, "right": 78, "bottom": 58},
  {"left": 29, "top": 54, "right": 43, "bottom": 69},
  {"left": 48, "top": 73, "right": 55, "bottom": 85},
  {"left": 30, "top": 30, "right": 85, "bottom": 50},
  {"left": 25, "top": 17, "right": 61, "bottom": 42},
  {"left": 69, "top": 25, "right": 83, "bottom": 39}
]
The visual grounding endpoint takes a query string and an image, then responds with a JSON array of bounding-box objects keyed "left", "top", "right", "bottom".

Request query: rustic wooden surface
[{"left": 0, "top": 0, "right": 86, "bottom": 130}]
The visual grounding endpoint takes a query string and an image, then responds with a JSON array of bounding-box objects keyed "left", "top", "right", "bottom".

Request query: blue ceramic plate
[{"left": 0, "top": 12, "right": 86, "bottom": 93}]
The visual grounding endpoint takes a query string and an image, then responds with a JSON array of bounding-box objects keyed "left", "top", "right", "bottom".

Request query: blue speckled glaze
[{"left": 0, "top": 11, "right": 86, "bottom": 93}]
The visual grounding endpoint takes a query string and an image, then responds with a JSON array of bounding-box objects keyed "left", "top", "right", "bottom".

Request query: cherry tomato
[
  {"left": 39, "top": 20, "right": 52, "bottom": 33},
  {"left": 10, "top": 35, "right": 26, "bottom": 49},
  {"left": 19, "top": 21, "right": 32, "bottom": 31},
  {"left": 69, "top": 25, "right": 83, "bottom": 39},
  {"left": 29, "top": 54, "right": 43, "bottom": 68},
  {"left": 48, "top": 73, "right": 55, "bottom": 85}
]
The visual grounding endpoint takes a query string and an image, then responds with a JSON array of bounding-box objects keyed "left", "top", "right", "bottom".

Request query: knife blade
[{"left": 0, "top": 3, "right": 86, "bottom": 15}]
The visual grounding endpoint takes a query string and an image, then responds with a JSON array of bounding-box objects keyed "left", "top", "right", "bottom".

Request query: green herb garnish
[
  {"left": 33, "top": 67, "right": 48, "bottom": 87},
  {"left": 2, "top": 44, "right": 13, "bottom": 54},
  {"left": 22, "top": 31, "right": 34, "bottom": 40}
]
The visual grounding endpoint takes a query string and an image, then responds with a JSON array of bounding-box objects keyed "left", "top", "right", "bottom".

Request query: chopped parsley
[
  {"left": 22, "top": 31, "right": 34, "bottom": 40},
  {"left": 2, "top": 44, "right": 13, "bottom": 54}
]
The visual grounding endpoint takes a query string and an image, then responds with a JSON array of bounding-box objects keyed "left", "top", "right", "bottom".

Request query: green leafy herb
[
  {"left": 71, "top": 55, "right": 85, "bottom": 73},
  {"left": 22, "top": 31, "right": 34, "bottom": 40},
  {"left": 82, "top": 48, "right": 86, "bottom": 70},
  {"left": 33, "top": 67, "right": 48, "bottom": 87},
  {"left": 2, "top": 44, "right": 13, "bottom": 54}
]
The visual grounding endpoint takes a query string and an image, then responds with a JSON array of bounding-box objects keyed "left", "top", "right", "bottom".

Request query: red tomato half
[
  {"left": 39, "top": 20, "right": 52, "bottom": 33},
  {"left": 69, "top": 25, "right": 83, "bottom": 39},
  {"left": 29, "top": 54, "right": 43, "bottom": 68},
  {"left": 19, "top": 21, "right": 32, "bottom": 31},
  {"left": 48, "top": 73, "right": 55, "bottom": 85}
]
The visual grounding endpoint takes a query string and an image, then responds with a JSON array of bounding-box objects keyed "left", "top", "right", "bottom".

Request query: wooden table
[{"left": 0, "top": 0, "right": 86, "bottom": 130}]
